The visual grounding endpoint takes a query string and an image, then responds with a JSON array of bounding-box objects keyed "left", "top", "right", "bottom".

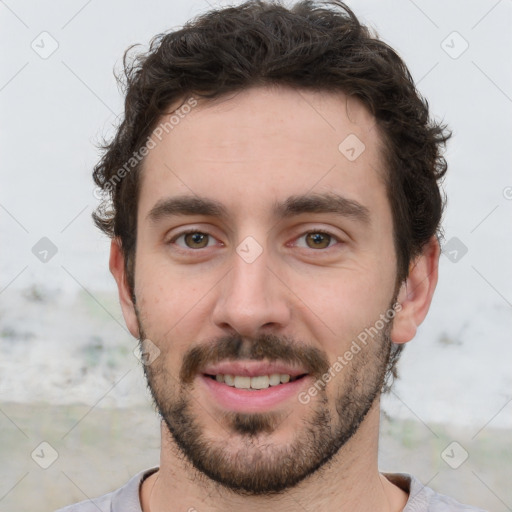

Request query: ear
[
  {"left": 391, "top": 236, "right": 440, "bottom": 344},
  {"left": 109, "top": 238, "right": 140, "bottom": 339}
]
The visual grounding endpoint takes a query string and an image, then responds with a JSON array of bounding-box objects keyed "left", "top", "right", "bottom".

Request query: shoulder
[
  {"left": 54, "top": 467, "right": 159, "bottom": 512},
  {"left": 383, "top": 472, "right": 489, "bottom": 512}
]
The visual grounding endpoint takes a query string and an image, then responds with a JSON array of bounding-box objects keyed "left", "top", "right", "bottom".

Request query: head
[{"left": 99, "top": 0, "right": 450, "bottom": 496}]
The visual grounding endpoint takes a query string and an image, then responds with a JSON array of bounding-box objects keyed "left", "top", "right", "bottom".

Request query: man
[{"left": 57, "top": 1, "right": 485, "bottom": 510}]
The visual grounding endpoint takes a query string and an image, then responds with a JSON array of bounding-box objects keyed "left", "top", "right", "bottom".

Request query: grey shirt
[{"left": 55, "top": 467, "right": 487, "bottom": 511}]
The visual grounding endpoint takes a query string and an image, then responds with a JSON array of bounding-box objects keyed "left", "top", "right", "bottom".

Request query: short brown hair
[{"left": 93, "top": 0, "right": 450, "bottom": 307}]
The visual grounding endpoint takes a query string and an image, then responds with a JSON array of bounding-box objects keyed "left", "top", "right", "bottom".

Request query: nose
[{"left": 212, "top": 245, "right": 291, "bottom": 338}]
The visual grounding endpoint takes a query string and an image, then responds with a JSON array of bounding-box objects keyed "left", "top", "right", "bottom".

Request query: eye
[
  {"left": 295, "top": 230, "right": 340, "bottom": 250},
  {"left": 170, "top": 230, "right": 218, "bottom": 250}
]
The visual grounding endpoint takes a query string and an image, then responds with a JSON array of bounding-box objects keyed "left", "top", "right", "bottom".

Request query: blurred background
[{"left": 0, "top": 0, "right": 511, "bottom": 510}]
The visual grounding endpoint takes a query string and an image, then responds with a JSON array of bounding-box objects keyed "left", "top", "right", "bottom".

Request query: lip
[
  {"left": 201, "top": 360, "right": 308, "bottom": 378},
  {"left": 198, "top": 373, "right": 312, "bottom": 413}
]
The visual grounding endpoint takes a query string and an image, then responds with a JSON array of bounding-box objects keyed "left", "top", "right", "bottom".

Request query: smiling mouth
[{"left": 204, "top": 373, "right": 308, "bottom": 391}]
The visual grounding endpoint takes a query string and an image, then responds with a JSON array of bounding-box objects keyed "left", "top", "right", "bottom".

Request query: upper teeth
[{"left": 215, "top": 373, "right": 292, "bottom": 390}]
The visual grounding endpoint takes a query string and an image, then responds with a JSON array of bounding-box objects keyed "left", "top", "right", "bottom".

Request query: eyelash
[{"left": 168, "top": 229, "right": 342, "bottom": 251}]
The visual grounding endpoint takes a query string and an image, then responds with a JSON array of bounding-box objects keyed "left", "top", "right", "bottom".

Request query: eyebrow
[
  {"left": 275, "top": 192, "right": 370, "bottom": 224},
  {"left": 147, "top": 192, "right": 370, "bottom": 225}
]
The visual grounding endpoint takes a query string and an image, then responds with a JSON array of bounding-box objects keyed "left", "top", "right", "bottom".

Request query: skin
[{"left": 110, "top": 85, "right": 440, "bottom": 511}]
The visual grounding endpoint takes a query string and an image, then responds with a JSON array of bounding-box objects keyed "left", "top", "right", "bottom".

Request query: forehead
[{"left": 138, "top": 85, "right": 388, "bottom": 225}]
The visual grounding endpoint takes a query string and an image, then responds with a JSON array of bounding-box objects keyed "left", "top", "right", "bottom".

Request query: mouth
[
  {"left": 203, "top": 372, "right": 308, "bottom": 390},
  {"left": 198, "top": 361, "right": 312, "bottom": 412}
]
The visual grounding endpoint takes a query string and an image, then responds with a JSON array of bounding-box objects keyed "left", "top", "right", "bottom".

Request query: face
[{"left": 129, "top": 86, "right": 401, "bottom": 494}]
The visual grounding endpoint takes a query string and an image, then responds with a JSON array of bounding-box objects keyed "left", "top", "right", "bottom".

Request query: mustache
[{"left": 179, "top": 333, "right": 331, "bottom": 384}]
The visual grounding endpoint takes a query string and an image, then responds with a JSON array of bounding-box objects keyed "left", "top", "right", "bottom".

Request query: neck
[{"left": 141, "top": 401, "right": 408, "bottom": 512}]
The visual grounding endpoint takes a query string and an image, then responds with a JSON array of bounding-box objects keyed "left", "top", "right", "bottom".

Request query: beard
[{"left": 137, "top": 304, "right": 396, "bottom": 496}]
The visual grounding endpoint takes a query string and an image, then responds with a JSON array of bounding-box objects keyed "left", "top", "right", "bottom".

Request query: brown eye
[
  {"left": 183, "top": 232, "right": 209, "bottom": 248},
  {"left": 304, "top": 232, "right": 333, "bottom": 249}
]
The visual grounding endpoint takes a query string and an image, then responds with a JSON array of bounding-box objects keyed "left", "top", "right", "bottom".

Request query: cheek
[
  {"left": 292, "top": 262, "right": 396, "bottom": 350},
  {"left": 134, "top": 256, "right": 217, "bottom": 348}
]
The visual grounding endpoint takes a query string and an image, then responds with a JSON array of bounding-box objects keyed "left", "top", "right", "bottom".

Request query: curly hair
[{"left": 92, "top": 0, "right": 451, "bottom": 384}]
